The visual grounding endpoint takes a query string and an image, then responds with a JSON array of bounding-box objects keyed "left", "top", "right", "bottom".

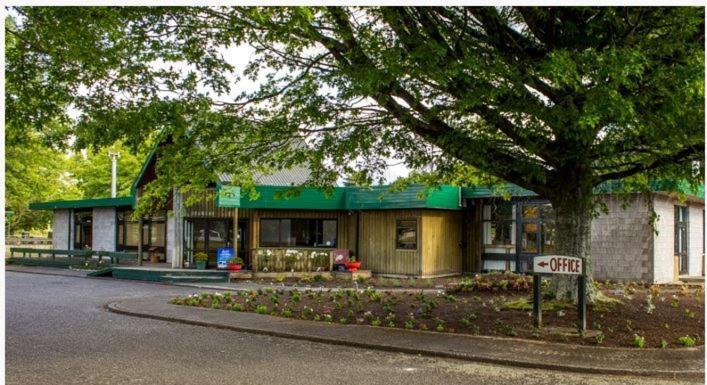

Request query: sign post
[
  {"left": 532, "top": 273, "right": 542, "bottom": 329},
  {"left": 532, "top": 255, "right": 586, "bottom": 334},
  {"left": 216, "top": 184, "right": 242, "bottom": 269}
]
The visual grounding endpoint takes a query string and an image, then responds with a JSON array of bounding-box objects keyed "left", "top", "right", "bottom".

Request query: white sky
[{"left": 63, "top": 32, "right": 412, "bottom": 184}]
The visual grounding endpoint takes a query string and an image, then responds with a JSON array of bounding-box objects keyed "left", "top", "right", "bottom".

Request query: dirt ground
[{"left": 172, "top": 283, "right": 704, "bottom": 348}]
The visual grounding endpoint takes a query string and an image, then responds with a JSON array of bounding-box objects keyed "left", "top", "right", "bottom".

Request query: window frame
[
  {"left": 675, "top": 205, "right": 689, "bottom": 275},
  {"left": 480, "top": 199, "right": 556, "bottom": 273},
  {"left": 395, "top": 218, "right": 419, "bottom": 251},
  {"left": 116, "top": 209, "right": 167, "bottom": 254},
  {"left": 73, "top": 209, "right": 93, "bottom": 250},
  {"left": 258, "top": 218, "right": 338, "bottom": 248}
]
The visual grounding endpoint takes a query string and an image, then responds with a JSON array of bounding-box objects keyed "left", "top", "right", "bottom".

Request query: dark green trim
[
  {"left": 463, "top": 180, "right": 705, "bottom": 200},
  {"left": 130, "top": 134, "right": 163, "bottom": 199},
  {"left": 345, "top": 185, "right": 460, "bottom": 210},
  {"left": 240, "top": 185, "right": 348, "bottom": 210},
  {"left": 29, "top": 196, "right": 135, "bottom": 210}
]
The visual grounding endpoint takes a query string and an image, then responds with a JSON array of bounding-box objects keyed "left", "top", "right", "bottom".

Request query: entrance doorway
[{"left": 185, "top": 218, "right": 249, "bottom": 268}]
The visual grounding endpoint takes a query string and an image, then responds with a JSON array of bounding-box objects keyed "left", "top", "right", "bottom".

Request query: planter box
[
  {"left": 251, "top": 271, "right": 334, "bottom": 279},
  {"left": 229, "top": 271, "right": 253, "bottom": 280}
]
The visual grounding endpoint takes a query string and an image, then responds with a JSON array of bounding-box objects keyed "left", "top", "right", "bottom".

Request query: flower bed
[
  {"left": 243, "top": 272, "right": 536, "bottom": 291},
  {"left": 444, "top": 272, "right": 535, "bottom": 293},
  {"left": 170, "top": 284, "right": 704, "bottom": 348},
  {"left": 253, "top": 249, "right": 330, "bottom": 273}
]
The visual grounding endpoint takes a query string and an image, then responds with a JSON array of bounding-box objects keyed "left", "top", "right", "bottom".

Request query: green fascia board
[
  {"left": 239, "top": 186, "right": 348, "bottom": 210},
  {"left": 345, "top": 185, "right": 461, "bottom": 210},
  {"left": 129, "top": 132, "right": 165, "bottom": 197},
  {"left": 594, "top": 179, "right": 704, "bottom": 199},
  {"left": 461, "top": 184, "right": 537, "bottom": 199},
  {"left": 232, "top": 184, "right": 461, "bottom": 210},
  {"left": 462, "top": 180, "right": 705, "bottom": 200},
  {"left": 29, "top": 196, "right": 135, "bottom": 210}
]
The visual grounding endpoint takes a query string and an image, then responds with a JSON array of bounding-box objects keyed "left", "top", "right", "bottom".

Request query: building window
[
  {"left": 73, "top": 210, "right": 92, "bottom": 249},
  {"left": 396, "top": 219, "right": 418, "bottom": 250},
  {"left": 259, "top": 218, "right": 337, "bottom": 248},
  {"left": 117, "top": 210, "right": 166, "bottom": 257},
  {"left": 482, "top": 202, "right": 515, "bottom": 255},
  {"left": 675, "top": 205, "right": 689, "bottom": 275}
]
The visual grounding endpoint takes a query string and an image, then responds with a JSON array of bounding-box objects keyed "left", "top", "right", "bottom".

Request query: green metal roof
[{"left": 29, "top": 196, "right": 135, "bottom": 210}]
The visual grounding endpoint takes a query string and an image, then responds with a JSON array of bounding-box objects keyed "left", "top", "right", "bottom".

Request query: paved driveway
[{"left": 5, "top": 271, "right": 696, "bottom": 385}]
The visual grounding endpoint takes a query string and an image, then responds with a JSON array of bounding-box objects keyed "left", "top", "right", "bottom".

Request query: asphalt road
[{"left": 5, "top": 271, "right": 697, "bottom": 385}]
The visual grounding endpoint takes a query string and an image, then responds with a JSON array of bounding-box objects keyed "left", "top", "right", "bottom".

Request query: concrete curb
[
  {"left": 107, "top": 296, "right": 704, "bottom": 380},
  {"left": 5, "top": 265, "right": 446, "bottom": 294}
]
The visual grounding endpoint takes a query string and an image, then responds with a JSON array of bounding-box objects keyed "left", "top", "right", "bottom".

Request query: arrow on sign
[{"left": 537, "top": 261, "right": 548, "bottom": 268}]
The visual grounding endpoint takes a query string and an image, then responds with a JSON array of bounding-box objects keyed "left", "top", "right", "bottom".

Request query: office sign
[
  {"left": 217, "top": 185, "right": 241, "bottom": 208},
  {"left": 533, "top": 255, "right": 583, "bottom": 275},
  {"left": 532, "top": 255, "right": 588, "bottom": 334}
]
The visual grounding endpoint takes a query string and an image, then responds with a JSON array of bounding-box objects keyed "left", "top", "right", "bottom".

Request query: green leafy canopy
[{"left": 6, "top": 7, "right": 704, "bottom": 209}]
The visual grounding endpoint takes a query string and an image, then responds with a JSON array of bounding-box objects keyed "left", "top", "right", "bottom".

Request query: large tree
[{"left": 6, "top": 7, "right": 704, "bottom": 299}]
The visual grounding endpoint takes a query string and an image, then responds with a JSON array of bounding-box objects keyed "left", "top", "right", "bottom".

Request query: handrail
[{"left": 8, "top": 247, "right": 138, "bottom": 265}]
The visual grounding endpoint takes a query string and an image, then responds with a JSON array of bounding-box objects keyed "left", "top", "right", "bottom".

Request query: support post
[
  {"left": 533, "top": 273, "right": 542, "bottom": 329},
  {"left": 172, "top": 187, "right": 184, "bottom": 269},
  {"left": 578, "top": 274, "right": 586, "bottom": 335},
  {"left": 137, "top": 218, "right": 143, "bottom": 266},
  {"left": 233, "top": 208, "right": 239, "bottom": 263}
]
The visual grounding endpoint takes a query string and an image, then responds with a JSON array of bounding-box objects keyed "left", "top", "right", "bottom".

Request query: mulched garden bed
[
  {"left": 170, "top": 280, "right": 704, "bottom": 348},
  {"left": 242, "top": 275, "right": 460, "bottom": 289}
]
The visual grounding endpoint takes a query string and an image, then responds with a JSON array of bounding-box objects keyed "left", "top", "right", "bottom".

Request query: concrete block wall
[
  {"left": 687, "top": 203, "right": 704, "bottom": 276},
  {"left": 166, "top": 215, "right": 174, "bottom": 264},
  {"left": 653, "top": 195, "right": 705, "bottom": 280},
  {"left": 52, "top": 210, "right": 71, "bottom": 250},
  {"left": 652, "top": 196, "right": 676, "bottom": 283},
  {"left": 591, "top": 195, "right": 653, "bottom": 282},
  {"left": 92, "top": 207, "right": 116, "bottom": 252}
]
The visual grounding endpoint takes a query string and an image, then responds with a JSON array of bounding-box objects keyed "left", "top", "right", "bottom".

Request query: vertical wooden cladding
[
  {"left": 255, "top": 210, "right": 355, "bottom": 251},
  {"left": 358, "top": 210, "right": 422, "bottom": 276},
  {"left": 462, "top": 201, "right": 483, "bottom": 273},
  {"left": 181, "top": 189, "right": 252, "bottom": 219},
  {"left": 359, "top": 209, "right": 463, "bottom": 276},
  {"left": 422, "top": 210, "right": 462, "bottom": 276}
]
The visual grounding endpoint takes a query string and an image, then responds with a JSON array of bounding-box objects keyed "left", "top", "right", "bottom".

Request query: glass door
[
  {"left": 675, "top": 206, "right": 689, "bottom": 275},
  {"left": 186, "top": 219, "right": 232, "bottom": 268},
  {"left": 208, "top": 220, "right": 229, "bottom": 266}
]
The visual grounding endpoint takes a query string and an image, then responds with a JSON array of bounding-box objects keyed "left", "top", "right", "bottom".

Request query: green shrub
[
  {"left": 298, "top": 275, "right": 313, "bottom": 284},
  {"left": 677, "top": 336, "right": 696, "bottom": 347},
  {"left": 633, "top": 335, "right": 645, "bottom": 348},
  {"left": 255, "top": 305, "right": 268, "bottom": 314}
]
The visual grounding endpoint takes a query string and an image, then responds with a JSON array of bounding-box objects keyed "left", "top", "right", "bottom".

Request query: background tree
[
  {"left": 68, "top": 141, "right": 146, "bottom": 199},
  {"left": 6, "top": 7, "right": 704, "bottom": 299},
  {"left": 5, "top": 128, "right": 81, "bottom": 233}
]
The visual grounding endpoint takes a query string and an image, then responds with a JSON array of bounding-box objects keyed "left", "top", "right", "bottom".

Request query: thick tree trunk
[{"left": 546, "top": 191, "right": 597, "bottom": 303}]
